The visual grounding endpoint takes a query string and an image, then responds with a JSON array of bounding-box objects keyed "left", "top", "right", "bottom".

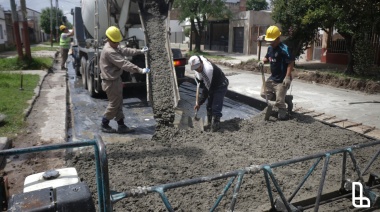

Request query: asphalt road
[{"left": 67, "top": 59, "right": 260, "bottom": 143}]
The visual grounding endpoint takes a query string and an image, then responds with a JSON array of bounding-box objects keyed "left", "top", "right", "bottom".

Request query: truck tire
[
  {"left": 86, "top": 59, "right": 97, "bottom": 98},
  {"left": 80, "top": 57, "right": 88, "bottom": 89}
]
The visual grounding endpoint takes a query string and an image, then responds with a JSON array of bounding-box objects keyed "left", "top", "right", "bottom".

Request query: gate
[
  {"left": 233, "top": 27, "right": 244, "bottom": 53},
  {"left": 313, "top": 34, "right": 322, "bottom": 60}
]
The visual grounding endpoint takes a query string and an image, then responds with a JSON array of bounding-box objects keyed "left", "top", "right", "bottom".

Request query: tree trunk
[
  {"left": 190, "top": 18, "right": 203, "bottom": 53},
  {"left": 340, "top": 33, "right": 355, "bottom": 75}
]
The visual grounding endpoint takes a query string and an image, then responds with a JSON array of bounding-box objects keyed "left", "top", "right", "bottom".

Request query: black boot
[
  {"left": 117, "top": 124, "right": 135, "bottom": 134},
  {"left": 207, "top": 112, "right": 213, "bottom": 126},
  {"left": 101, "top": 117, "right": 117, "bottom": 133},
  {"left": 211, "top": 116, "right": 220, "bottom": 132},
  {"left": 285, "top": 95, "right": 293, "bottom": 114},
  {"left": 116, "top": 119, "right": 135, "bottom": 134}
]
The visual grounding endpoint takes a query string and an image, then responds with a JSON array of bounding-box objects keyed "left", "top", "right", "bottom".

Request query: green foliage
[
  {"left": 353, "top": 33, "right": 377, "bottom": 76},
  {"left": 0, "top": 73, "right": 40, "bottom": 137},
  {"left": 246, "top": 0, "right": 269, "bottom": 11},
  {"left": 173, "top": 0, "right": 231, "bottom": 51},
  {"left": 184, "top": 27, "right": 191, "bottom": 37},
  {"left": 40, "top": 7, "right": 64, "bottom": 35},
  {"left": 0, "top": 57, "right": 53, "bottom": 71},
  {"left": 271, "top": 0, "right": 319, "bottom": 58}
]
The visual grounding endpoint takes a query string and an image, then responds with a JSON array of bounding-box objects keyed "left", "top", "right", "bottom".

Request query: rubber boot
[
  {"left": 211, "top": 116, "right": 220, "bottom": 132},
  {"left": 116, "top": 118, "right": 135, "bottom": 134},
  {"left": 285, "top": 95, "right": 293, "bottom": 114},
  {"left": 278, "top": 108, "right": 287, "bottom": 120},
  {"left": 207, "top": 112, "right": 213, "bottom": 126},
  {"left": 101, "top": 117, "right": 117, "bottom": 133},
  {"left": 117, "top": 124, "right": 135, "bottom": 134}
]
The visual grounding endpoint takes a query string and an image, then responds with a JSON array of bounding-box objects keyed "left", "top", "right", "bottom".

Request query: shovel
[
  {"left": 260, "top": 63, "right": 273, "bottom": 121},
  {"left": 192, "top": 78, "right": 204, "bottom": 131}
]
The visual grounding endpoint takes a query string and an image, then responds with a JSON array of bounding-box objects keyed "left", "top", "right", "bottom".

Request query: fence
[
  {"left": 170, "top": 31, "right": 185, "bottom": 44},
  {"left": 2, "top": 135, "right": 380, "bottom": 211}
]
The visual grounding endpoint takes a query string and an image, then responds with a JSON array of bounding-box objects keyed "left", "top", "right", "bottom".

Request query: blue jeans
[{"left": 206, "top": 85, "right": 228, "bottom": 118}]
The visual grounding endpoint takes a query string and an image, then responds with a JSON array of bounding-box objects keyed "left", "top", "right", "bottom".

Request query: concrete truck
[{"left": 70, "top": 0, "right": 185, "bottom": 99}]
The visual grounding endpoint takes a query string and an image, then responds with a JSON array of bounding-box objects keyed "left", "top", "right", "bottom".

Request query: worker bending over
[
  {"left": 258, "top": 26, "right": 294, "bottom": 120},
  {"left": 100, "top": 26, "right": 150, "bottom": 134},
  {"left": 189, "top": 55, "right": 229, "bottom": 132}
]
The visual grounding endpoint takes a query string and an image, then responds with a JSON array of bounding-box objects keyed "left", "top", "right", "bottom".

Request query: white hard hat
[{"left": 188, "top": 55, "right": 202, "bottom": 70}]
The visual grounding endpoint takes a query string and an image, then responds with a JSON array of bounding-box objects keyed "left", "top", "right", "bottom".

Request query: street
[{"left": 66, "top": 59, "right": 260, "bottom": 143}]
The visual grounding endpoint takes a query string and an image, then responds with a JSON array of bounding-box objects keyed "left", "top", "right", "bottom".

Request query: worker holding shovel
[
  {"left": 189, "top": 55, "right": 229, "bottom": 132},
  {"left": 258, "top": 26, "right": 294, "bottom": 120},
  {"left": 99, "top": 26, "right": 150, "bottom": 134}
]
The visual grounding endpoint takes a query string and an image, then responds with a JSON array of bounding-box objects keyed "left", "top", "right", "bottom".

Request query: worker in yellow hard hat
[
  {"left": 59, "top": 25, "right": 74, "bottom": 69},
  {"left": 258, "top": 25, "right": 294, "bottom": 120},
  {"left": 99, "top": 26, "right": 150, "bottom": 134}
]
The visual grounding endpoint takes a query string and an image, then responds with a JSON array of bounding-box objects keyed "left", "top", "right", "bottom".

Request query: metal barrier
[
  {"left": 111, "top": 139, "right": 380, "bottom": 211},
  {"left": 0, "top": 135, "right": 112, "bottom": 212},
  {"left": 1, "top": 136, "right": 380, "bottom": 211}
]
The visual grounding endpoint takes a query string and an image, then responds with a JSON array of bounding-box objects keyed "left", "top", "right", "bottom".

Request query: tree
[
  {"left": 271, "top": 0, "right": 319, "bottom": 59},
  {"left": 173, "top": 0, "right": 231, "bottom": 52},
  {"left": 271, "top": 0, "right": 380, "bottom": 75},
  {"left": 40, "top": 7, "right": 63, "bottom": 40},
  {"left": 247, "top": 0, "right": 268, "bottom": 11}
]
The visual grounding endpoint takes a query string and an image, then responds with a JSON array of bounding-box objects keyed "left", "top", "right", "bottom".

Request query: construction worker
[
  {"left": 189, "top": 55, "right": 229, "bottom": 132},
  {"left": 258, "top": 26, "right": 294, "bottom": 120},
  {"left": 100, "top": 26, "right": 150, "bottom": 134},
  {"left": 59, "top": 25, "right": 74, "bottom": 69}
]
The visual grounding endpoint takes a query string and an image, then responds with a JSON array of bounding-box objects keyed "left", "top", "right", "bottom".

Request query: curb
[{"left": 23, "top": 70, "right": 49, "bottom": 120}]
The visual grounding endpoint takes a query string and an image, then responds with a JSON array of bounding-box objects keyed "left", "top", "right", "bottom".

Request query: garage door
[{"left": 233, "top": 27, "right": 244, "bottom": 53}]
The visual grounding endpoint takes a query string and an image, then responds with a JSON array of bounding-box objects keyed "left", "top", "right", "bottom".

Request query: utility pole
[
  {"left": 10, "top": 0, "right": 23, "bottom": 59},
  {"left": 56, "top": 0, "right": 59, "bottom": 43},
  {"left": 50, "top": 0, "right": 53, "bottom": 47},
  {"left": 20, "top": 0, "right": 31, "bottom": 59}
]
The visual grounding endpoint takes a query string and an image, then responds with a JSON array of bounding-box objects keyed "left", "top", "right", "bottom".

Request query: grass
[
  {"left": 0, "top": 73, "right": 40, "bottom": 137},
  {"left": 31, "top": 46, "right": 59, "bottom": 52},
  {"left": 0, "top": 57, "right": 52, "bottom": 71}
]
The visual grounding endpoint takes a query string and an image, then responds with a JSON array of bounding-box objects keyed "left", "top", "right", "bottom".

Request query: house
[
  {"left": 17, "top": 7, "right": 43, "bottom": 44},
  {"left": 0, "top": 6, "right": 7, "bottom": 51}
]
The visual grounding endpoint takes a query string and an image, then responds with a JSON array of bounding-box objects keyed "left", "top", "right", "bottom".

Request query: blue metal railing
[{"left": 1, "top": 136, "right": 380, "bottom": 211}]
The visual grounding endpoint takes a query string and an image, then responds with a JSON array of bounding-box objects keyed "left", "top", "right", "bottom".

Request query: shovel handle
[{"left": 260, "top": 64, "right": 269, "bottom": 105}]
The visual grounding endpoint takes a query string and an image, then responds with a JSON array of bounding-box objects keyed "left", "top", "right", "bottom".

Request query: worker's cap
[
  {"left": 188, "top": 55, "right": 202, "bottom": 70},
  {"left": 59, "top": 25, "right": 66, "bottom": 31}
]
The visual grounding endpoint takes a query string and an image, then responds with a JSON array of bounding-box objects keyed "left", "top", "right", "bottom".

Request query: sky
[{"left": 0, "top": 0, "right": 81, "bottom": 23}]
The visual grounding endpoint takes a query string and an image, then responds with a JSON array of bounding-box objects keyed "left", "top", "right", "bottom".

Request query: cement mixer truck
[{"left": 71, "top": 0, "right": 184, "bottom": 103}]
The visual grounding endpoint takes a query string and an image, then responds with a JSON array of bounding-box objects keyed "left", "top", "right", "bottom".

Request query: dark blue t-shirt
[{"left": 265, "top": 42, "right": 293, "bottom": 83}]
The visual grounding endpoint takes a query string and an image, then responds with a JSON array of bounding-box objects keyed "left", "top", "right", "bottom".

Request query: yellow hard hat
[
  {"left": 106, "top": 26, "right": 122, "bottom": 42},
  {"left": 265, "top": 26, "right": 281, "bottom": 41},
  {"left": 59, "top": 25, "right": 66, "bottom": 31}
]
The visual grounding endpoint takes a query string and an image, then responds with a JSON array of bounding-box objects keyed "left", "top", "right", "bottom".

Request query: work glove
[
  {"left": 283, "top": 76, "right": 292, "bottom": 89},
  {"left": 142, "top": 68, "right": 150, "bottom": 74},
  {"left": 141, "top": 46, "right": 149, "bottom": 53},
  {"left": 258, "top": 61, "right": 264, "bottom": 67}
]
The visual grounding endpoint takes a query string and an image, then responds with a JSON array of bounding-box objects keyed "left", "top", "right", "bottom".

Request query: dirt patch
[
  {"left": 67, "top": 112, "right": 380, "bottom": 211},
  {"left": 213, "top": 59, "right": 380, "bottom": 94}
]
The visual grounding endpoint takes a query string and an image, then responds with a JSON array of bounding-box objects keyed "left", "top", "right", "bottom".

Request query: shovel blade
[{"left": 191, "top": 116, "right": 204, "bottom": 131}]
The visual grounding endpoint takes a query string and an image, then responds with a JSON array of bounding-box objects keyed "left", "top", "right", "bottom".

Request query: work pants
[
  {"left": 206, "top": 85, "right": 228, "bottom": 118},
  {"left": 102, "top": 78, "right": 124, "bottom": 121},
  {"left": 260, "top": 79, "right": 288, "bottom": 109},
  {"left": 60, "top": 48, "right": 69, "bottom": 68}
]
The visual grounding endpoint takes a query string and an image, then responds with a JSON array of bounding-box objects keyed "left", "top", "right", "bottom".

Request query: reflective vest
[{"left": 60, "top": 33, "right": 70, "bottom": 49}]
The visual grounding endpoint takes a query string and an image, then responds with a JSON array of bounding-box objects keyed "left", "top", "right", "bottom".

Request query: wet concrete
[{"left": 67, "top": 60, "right": 259, "bottom": 142}]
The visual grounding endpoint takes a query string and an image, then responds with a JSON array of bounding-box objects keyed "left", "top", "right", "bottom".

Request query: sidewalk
[{"left": 185, "top": 50, "right": 380, "bottom": 139}]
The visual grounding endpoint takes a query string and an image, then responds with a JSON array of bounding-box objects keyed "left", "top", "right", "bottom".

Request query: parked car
[{"left": 172, "top": 48, "right": 186, "bottom": 80}]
